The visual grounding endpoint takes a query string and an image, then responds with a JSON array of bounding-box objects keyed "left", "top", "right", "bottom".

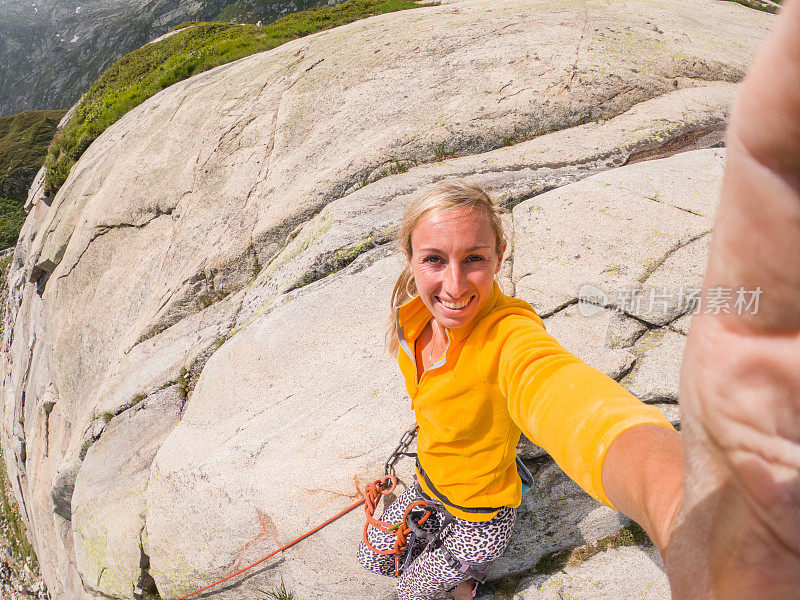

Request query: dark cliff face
[{"left": 0, "top": 0, "right": 344, "bottom": 117}]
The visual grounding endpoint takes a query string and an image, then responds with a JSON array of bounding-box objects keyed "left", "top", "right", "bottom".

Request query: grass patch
[
  {"left": 0, "top": 445, "right": 39, "bottom": 570},
  {"left": 377, "top": 157, "right": 417, "bottom": 178},
  {"left": 0, "top": 110, "right": 66, "bottom": 198},
  {"left": 43, "top": 0, "right": 439, "bottom": 198},
  {"left": 177, "top": 366, "right": 191, "bottom": 401},
  {"left": 431, "top": 141, "right": 456, "bottom": 160},
  {"left": 534, "top": 522, "right": 652, "bottom": 575},
  {"left": 259, "top": 578, "right": 295, "bottom": 600},
  {"left": 0, "top": 110, "right": 66, "bottom": 250},
  {"left": 0, "top": 254, "right": 14, "bottom": 274},
  {"left": 0, "top": 198, "right": 26, "bottom": 250}
]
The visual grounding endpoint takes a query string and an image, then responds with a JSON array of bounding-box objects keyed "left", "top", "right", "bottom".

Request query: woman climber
[{"left": 358, "top": 0, "right": 800, "bottom": 598}]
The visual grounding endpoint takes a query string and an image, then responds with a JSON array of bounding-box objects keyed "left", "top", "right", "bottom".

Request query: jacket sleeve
[{"left": 496, "top": 314, "right": 674, "bottom": 508}]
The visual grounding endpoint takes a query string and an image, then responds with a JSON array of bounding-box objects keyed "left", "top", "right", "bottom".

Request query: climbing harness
[
  {"left": 167, "top": 424, "right": 533, "bottom": 598},
  {"left": 362, "top": 426, "right": 534, "bottom": 583},
  {"left": 407, "top": 481, "right": 494, "bottom": 582},
  {"left": 414, "top": 456, "right": 534, "bottom": 514}
]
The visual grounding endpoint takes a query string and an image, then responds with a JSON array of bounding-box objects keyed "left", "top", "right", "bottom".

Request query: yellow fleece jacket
[{"left": 396, "top": 280, "right": 674, "bottom": 522}]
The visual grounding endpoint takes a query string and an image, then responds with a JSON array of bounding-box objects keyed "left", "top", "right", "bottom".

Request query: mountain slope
[{"left": 0, "top": 0, "right": 347, "bottom": 118}]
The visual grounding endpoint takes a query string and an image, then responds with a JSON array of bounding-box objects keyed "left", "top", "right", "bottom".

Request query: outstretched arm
[{"left": 601, "top": 424, "right": 683, "bottom": 552}]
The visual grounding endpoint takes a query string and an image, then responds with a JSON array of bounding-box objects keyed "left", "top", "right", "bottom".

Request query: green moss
[
  {"left": 331, "top": 234, "right": 382, "bottom": 263},
  {"left": 534, "top": 522, "right": 652, "bottom": 575},
  {"left": 79, "top": 438, "right": 93, "bottom": 460},
  {"left": 264, "top": 208, "right": 335, "bottom": 280},
  {"left": 721, "top": 0, "right": 781, "bottom": 13},
  {"left": 139, "top": 323, "right": 168, "bottom": 343},
  {"left": 491, "top": 574, "right": 526, "bottom": 599},
  {"left": 43, "top": 0, "right": 439, "bottom": 199},
  {"left": 289, "top": 227, "right": 393, "bottom": 289},
  {"left": 197, "top": 288, "right": 230, "bottom": 309},
  {"left": 0, "top": 445, "right": 39, "bottom": 570}
]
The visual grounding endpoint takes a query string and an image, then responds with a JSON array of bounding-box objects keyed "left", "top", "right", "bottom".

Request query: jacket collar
[{"left": 396, "top": 280, "right": 503, "bottom": 345}]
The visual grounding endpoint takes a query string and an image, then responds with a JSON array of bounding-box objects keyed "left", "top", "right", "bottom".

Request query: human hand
[{"left": 665, "top": 1, "right": 800, "bottom": 597}]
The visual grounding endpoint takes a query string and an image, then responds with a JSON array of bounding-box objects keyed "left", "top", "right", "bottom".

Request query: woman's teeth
[{"left": 440, "top": 297, "right": 471, "bottom": 310}]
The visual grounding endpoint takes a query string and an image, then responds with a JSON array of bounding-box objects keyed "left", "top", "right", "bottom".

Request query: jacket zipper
[{"left": 415, "top": 328, "right": 451, "bottom": 390}]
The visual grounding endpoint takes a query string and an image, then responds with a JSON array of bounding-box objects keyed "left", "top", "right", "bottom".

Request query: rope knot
[{"left": 362, "top": 476, "right": 431, "bottom": 576}]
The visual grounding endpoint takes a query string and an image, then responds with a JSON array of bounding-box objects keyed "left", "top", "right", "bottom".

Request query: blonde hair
[{"left": 386, "top": 178, "right": 507, "bottom": 356}]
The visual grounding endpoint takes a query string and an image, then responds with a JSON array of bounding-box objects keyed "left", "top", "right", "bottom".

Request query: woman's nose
[{"left": 443, "top": 262, "right": 468, "bottom": 297}]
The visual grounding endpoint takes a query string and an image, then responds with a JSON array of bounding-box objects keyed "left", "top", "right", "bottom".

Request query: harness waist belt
[{"left": 415, "top": 459, "right": 502, "bottom": 515}]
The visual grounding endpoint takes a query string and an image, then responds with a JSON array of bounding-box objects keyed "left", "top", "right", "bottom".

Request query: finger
[
  {"left": 702, "top": 0, "right": 800, "bottom": 333},
  {"left": 731, "top": 0, "right": 800, "bottom": 180}
]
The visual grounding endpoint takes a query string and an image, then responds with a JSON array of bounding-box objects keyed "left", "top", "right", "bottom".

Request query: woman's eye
[
  {"left": 423, "top": 256, "right": 442, "bottom": 264},
  {"left": 466, "top": 255, "right": 485, "bottom": 262}
]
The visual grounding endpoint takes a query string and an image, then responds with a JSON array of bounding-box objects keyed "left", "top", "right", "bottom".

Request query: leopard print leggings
[{"left": 357, "top": 483, "right": 516, "bottom": 600}]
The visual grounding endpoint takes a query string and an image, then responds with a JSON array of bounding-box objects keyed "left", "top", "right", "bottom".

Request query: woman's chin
[{"left": 433, "top": 299, "right": 477, "bottom": 328}]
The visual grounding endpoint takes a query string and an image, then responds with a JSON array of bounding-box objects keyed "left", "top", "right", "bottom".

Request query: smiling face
[{"left": 407, "top": 206, "right": 506, "bottom": 330}]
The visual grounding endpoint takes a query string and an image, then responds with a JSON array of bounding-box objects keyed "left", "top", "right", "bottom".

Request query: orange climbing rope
[
  {"left": 362, "top": 475, "right": 431, "bottom": 576},
  {"left": 171, "top": 475, "right": 420, "bottom": 599},
  {"left": 171, "top": 425, "right": 420, "bottom": 599},
  {"left": 172, "top": 486, "right": 373, "bottom": 600}
]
